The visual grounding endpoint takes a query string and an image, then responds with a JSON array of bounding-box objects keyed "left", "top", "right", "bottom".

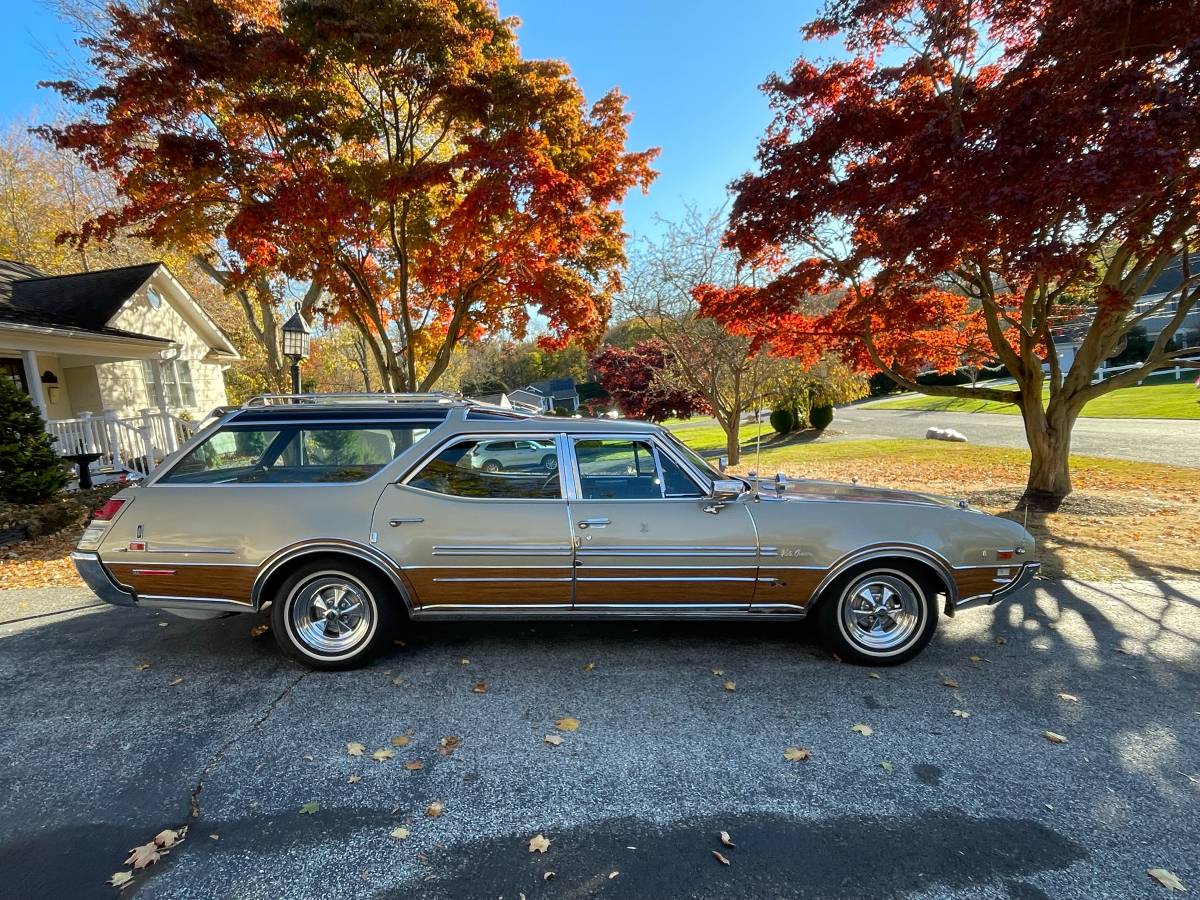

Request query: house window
[{"left": 142, "top": 360, "right": 197, "bottom": 408}]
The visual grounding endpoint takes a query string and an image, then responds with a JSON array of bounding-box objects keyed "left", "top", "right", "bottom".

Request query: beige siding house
[{"left": 0, "top": 259, "right": 239, "bottom": 472}]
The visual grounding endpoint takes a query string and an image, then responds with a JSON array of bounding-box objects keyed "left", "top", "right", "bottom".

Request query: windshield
[{"left": 659, "top": 430, "right": 723, "bottom": 483}]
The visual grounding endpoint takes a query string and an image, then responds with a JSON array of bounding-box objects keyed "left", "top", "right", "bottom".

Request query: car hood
[{"left": 750, "top": 478, "right": 968, "bottom": 510}]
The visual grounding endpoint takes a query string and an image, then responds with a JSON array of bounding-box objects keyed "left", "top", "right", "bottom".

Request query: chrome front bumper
[
  {"left": 70, "top": 551, "right": 137, "bottom": 608},
  {"left": 953, "top": 561, "right": 1041, "bottom": 614}
]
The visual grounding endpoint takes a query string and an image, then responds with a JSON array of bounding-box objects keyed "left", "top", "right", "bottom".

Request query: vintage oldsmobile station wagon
[{"left": 72, "top": 393, "right": 1039, "bottom": 669}]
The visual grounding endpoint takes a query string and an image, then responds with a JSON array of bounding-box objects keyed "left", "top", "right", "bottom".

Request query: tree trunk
[
  {"left": 724, "top": 417, "right": 741, "bottom": 466},
  {"left": 1019, "top": 396, "right": 1076, "bottom": 508}
]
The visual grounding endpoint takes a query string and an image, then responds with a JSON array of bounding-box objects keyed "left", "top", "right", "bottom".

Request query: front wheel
[
  {"left": 271, "top": 561, "right": 398, "bottom": 670},
  {"left": 816, "top": 567, "right": 938, "bottom": 665}
]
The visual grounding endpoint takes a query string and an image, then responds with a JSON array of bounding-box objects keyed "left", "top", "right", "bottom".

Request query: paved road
[
  {"left": 2, "top": 580, "right": 1198, "bottom": 899},
  {"left": 840, "top": 406, "right": 1200, "bottom": 467}
]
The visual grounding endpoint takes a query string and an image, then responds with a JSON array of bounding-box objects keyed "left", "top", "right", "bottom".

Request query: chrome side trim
[
  {"left": 410, "top": 605, "right": 801, "bottom": 621},
  {"left": 71, "top": 551, "right": 137, "bottom": 608},
  {"left": 576, "top": 545, "right": 760, "bottom": 557},
  {"left": 431, "top": 576, "right": 572, "bottom": 584},
  {"left": 573, "top": 602, "right": 749, "bottom": 609},
  {"left": 142, "top": 546, "right": 236, "bottom": 555},
  {"left": 139, "top": 595, "right": 251, "bottom": 613},
  {"left": 431, "top": 544, "right": 573, "bottom": 557},
  {"left": 575, "top": 576, "right": 758, "bottom": 583},
  {"left": 251, "top": 540, "right": 416, "bottom": 615}
]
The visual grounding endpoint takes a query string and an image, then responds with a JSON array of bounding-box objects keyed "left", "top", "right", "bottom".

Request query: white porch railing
[{"left": 45, "top": 409, "right": 199, "bottom": 473}]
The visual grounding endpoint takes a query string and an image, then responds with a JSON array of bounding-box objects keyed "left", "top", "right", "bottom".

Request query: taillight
[{"left": 92, "top": 499, "right": 126, "bottom": 521}]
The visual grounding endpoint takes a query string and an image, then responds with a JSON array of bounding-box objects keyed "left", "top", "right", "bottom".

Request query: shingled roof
[{"left": 0, "top": 260, "right": 171, "bottom": 343}]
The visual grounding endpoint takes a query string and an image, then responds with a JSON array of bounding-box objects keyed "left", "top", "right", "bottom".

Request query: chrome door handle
[
  {"left": 389, "top": 517, "right": 424, "bottom": 526},
  {"left": 576, "top": 518, "right": 610, "bottom": 529}
]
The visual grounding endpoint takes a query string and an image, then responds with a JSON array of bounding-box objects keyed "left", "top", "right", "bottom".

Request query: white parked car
[{"left": 466, "top": 438, "right": 558, "bottom": 472}]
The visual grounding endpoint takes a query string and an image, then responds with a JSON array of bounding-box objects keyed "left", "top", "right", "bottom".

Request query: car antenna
[{"left": 754, "top": 399, "right": 763, "bottom": 497}]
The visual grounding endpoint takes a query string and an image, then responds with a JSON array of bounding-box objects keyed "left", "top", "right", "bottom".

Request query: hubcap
[
  {"left": 840, "top": 574, "right": 922, "bottom": 652},
  {"left": 289, "top": 575, "right": 373, "bottom": 654}
]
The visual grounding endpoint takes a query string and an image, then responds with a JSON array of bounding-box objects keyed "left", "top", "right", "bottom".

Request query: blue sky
[{"left": 0, "top": 0, "right": 823, "bottom": 239}]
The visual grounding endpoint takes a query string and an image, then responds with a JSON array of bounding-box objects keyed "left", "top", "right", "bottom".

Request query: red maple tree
[
  {"left": 703, "top": 0, "right": 1200, "bottom": 502},
  {"left": 590, "top": 341, "right": 707, "bottom": 422}
]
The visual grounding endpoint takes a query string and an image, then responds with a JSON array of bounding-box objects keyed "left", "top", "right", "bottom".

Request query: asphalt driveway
[{"left": 1, "top": 579, "right": 1198, "bottom": 899}]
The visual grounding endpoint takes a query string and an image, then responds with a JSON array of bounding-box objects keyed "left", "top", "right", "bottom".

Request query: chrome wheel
[
  {"left": 839, "top": 573, "right": 923, "bottom": 652},
  {"left": 288, "top": 574, "right": 374, "bottom": 655}
]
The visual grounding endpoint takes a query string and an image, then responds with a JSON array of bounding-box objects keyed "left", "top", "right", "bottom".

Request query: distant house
[
  {"left": 1053, "top": 253, "right": 1200, "bottom": 371},
  {"left": 526, "top": 378, "right": 580, "bottom": 412},
  {"left": 0, "top": 259, "right": 239, "bottom": 471},
  {"left": 473, "top": 391, "right": 512, "bottom": 409},
  {"left": 507, "top": 388, "right": 551, "bottom": 412}
]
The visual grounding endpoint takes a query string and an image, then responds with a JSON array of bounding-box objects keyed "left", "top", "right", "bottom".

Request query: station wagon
[{"left": 72, "top": 393, "right": 1039, "bottom": 669}]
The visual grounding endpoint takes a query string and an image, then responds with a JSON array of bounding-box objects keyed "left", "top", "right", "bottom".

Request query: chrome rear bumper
[
  {"left": 70, "top": 551, "right": 137, "bottom": 607},
  {"left": 954, "top": 561, "right": 1040, "bottom": 613}
]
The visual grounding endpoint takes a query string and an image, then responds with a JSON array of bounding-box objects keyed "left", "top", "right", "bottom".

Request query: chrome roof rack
[{"left": 242, "top": 392, "right": 463, "bottom": 408}]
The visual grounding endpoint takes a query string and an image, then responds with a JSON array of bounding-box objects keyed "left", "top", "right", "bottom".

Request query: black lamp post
[{"left": 281, "top": 309, "right": 311, "bottom": 394}]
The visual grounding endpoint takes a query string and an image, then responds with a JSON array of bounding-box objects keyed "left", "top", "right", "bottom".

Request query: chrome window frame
[
  {"left": 563, "top": 433, "right": 711, "bottom": 502},
  {"left": 398, "top": 431, "right": 570, "bottom": 503}
]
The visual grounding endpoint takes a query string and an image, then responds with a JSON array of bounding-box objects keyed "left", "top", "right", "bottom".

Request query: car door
[
  {"left": 565, "top": 434, "right": 760, "bottom": 609},
  {"left": 372, "top": 433, "right": 574, "bottom": 609}
]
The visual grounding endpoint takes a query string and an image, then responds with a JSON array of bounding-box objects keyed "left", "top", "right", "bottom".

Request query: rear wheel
[
  {"left": 816, "top": 566, "right": 938, "bottom": 665},
  {"left": 481, "top": 459, "right": 501, "bottom": 473},
  {"left": 541, "top": 453, "right": 558, "bottom": 471},
  {"left": 271, "top": 560, "right": 398, "bottom": 670}
]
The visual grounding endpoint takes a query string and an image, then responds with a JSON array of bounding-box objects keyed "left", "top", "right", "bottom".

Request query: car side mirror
[{"left": 703, "top": 478, "right": 744, "bottom": 514}]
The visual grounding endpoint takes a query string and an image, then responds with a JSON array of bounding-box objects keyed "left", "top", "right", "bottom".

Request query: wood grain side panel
[
  {"left": 754, "top": 567, "right": 825, "bottom": 609},
  {"left": 953, "top": 567, "right": 1008, "bottom": 599},
  {"left": 573, "top": 567, "right": 757, "bottom": 605},
  {"left": 406, "top": 567, "right": 573, "bottom": 607},
  {"left": 105, "top": 563, "right": 257, "bottom": 604}
]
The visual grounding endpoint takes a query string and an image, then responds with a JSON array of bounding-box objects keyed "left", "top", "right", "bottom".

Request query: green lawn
[{"left": 864, "top": 372, "right": 1200, "bottom": 418}]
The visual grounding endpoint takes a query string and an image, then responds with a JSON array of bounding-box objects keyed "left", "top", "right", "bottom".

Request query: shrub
[
  {"left": 809, "top": 403, "right": 834, "bottom": 430},
  {"left": 0, "top": 376, "right": 70, "bottom": 503},
  {"left": 769, "top": 408, "right": 796, "bottom": 435}
]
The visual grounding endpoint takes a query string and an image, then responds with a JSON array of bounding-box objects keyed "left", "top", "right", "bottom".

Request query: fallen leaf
[
  {"left": 1148, "top": 868, "right": 1187, "bottom": 892},
  {"left": 135, "top": 662, "right": 151, "bottom": 672},
  {"left": 555, "top": 716, "right": 580, "bottom": 732},
  {"left": 943, "top": 679, "right": 959, "bottom": 689},
  {"left": 125, "top": 842, "right": 160, "bottom": 869},
  {"left": 867, "top": 672, "right": 881, "bottom": 680},
  {"left": 154, "top": 828, "right": 184, "bottom": 848},
  {"left": 249, "top": 624, "right": 269, "bottom": 639},
  {"left": 425, "top": 801, "right": 444, "bottom": 818},
  {"left": 851, "top": 723, "right": 873, "bottom": 736},
  {"left": 528, "top": 834, "right": 551, "bottom": 853},
  {"left": 953, "top": 709, "right": 971, "bottom": 719},
  {"left": 723, "top": 681, "right": 736, "bottom": 692},
  {"left": 711, "top": 668, "right": 724, "bottom": 676},
  {"left": 109, "top": 871, "right": 134, "bottom": 888},
  {"left": 1057, "top": 692, "right": 1079, "bottom": 702},
  {"left": 719, "top": 831, "right": 735, "bottom": 848},
  {"left": 389, "top": 735, "right": 410, "bottom": 747},
  {"left": 169, "top": 677, "right": 184, "bottom": 686},
  {"left": 1043, "top": 731, "right": 1068, "bottom": 744},
  {"left": 302, "top": 753, "right": 315, "bottom": 761},
  {"left": 969, "top": 655, "right": 985, "bottom": 663},
  {"left": 784, "top": 747, "right": 811, "bottom": 762},
  {"left": 437, "top": 736, "right": 462, "bottom": 756},
  {"left": 299, "top": 801, "right": 319, "bottom": 815},
  {"left": 209, "top": 834, "right": 219, "bottom": 840},
  {"left": 543, "top": 872, "right": 555, "bottom": 881},
  {"left": 391, "top": 676, "right": 405, "bottom": 687},
  {"left": 609, "top": 871, "right": 619, "bottom": 879},
  {"left": 544, "top": 734, "right": 564, "bottom": 747},
  {"left": 158, "top": 621, "right": 168, "bottom": 627},
  {"left": 995, "top": 636, "right": 1007, "bottom": 645},
  {"left": 880, "top": 761, "right": 894, "bottom": 773},
  {"left": 712, "top": 850, "right": 731, "bottom": 866},
  {"left": 404, "top": 760, "right": 424, "bottom": 771},
  {"left": 347, "top": 775, "right": 362, "bottom": 784},
  {"left": 390, "top": 827, "right": 409, "bottom": 841},
  {"left": 582, "top": 661, "right": 596, "bottom": 671},
  {"left": 346, "top": 742, "right": 366, "bottom": 757},
  {"left": 460, "top": 658, "right": 470, "bottom": 665},
  {"left": 373, "top": 748, "right": 395, "bottom": 762},
  {"left": 471, "top": 682, "right": 487, "bottom": 694}
]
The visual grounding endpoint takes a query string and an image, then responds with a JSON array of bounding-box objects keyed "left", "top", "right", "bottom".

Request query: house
[
  {"left": 0, "top": 259, "right": 239, "bottom": 471},
  {"left": 506, "top": 388, "right": 550, "bottom": 412},
  {"left": 1052, "top": 253, "right": 1200, "bottom": 372},
  {"left": 525, "top": 378, "right": 580, "bottom": 413}
]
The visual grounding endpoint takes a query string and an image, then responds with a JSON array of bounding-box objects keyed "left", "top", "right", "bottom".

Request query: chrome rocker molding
[{"left": 954, "top": 562, "right": 1040, "bottom": 613}]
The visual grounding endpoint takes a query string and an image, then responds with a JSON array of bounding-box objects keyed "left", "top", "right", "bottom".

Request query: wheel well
[
  {"left": 812, "top": 556, "right": 952, "bottom": 611},
  {"left": 255, "top": 551, "right": 412, "bottom": 619}
]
